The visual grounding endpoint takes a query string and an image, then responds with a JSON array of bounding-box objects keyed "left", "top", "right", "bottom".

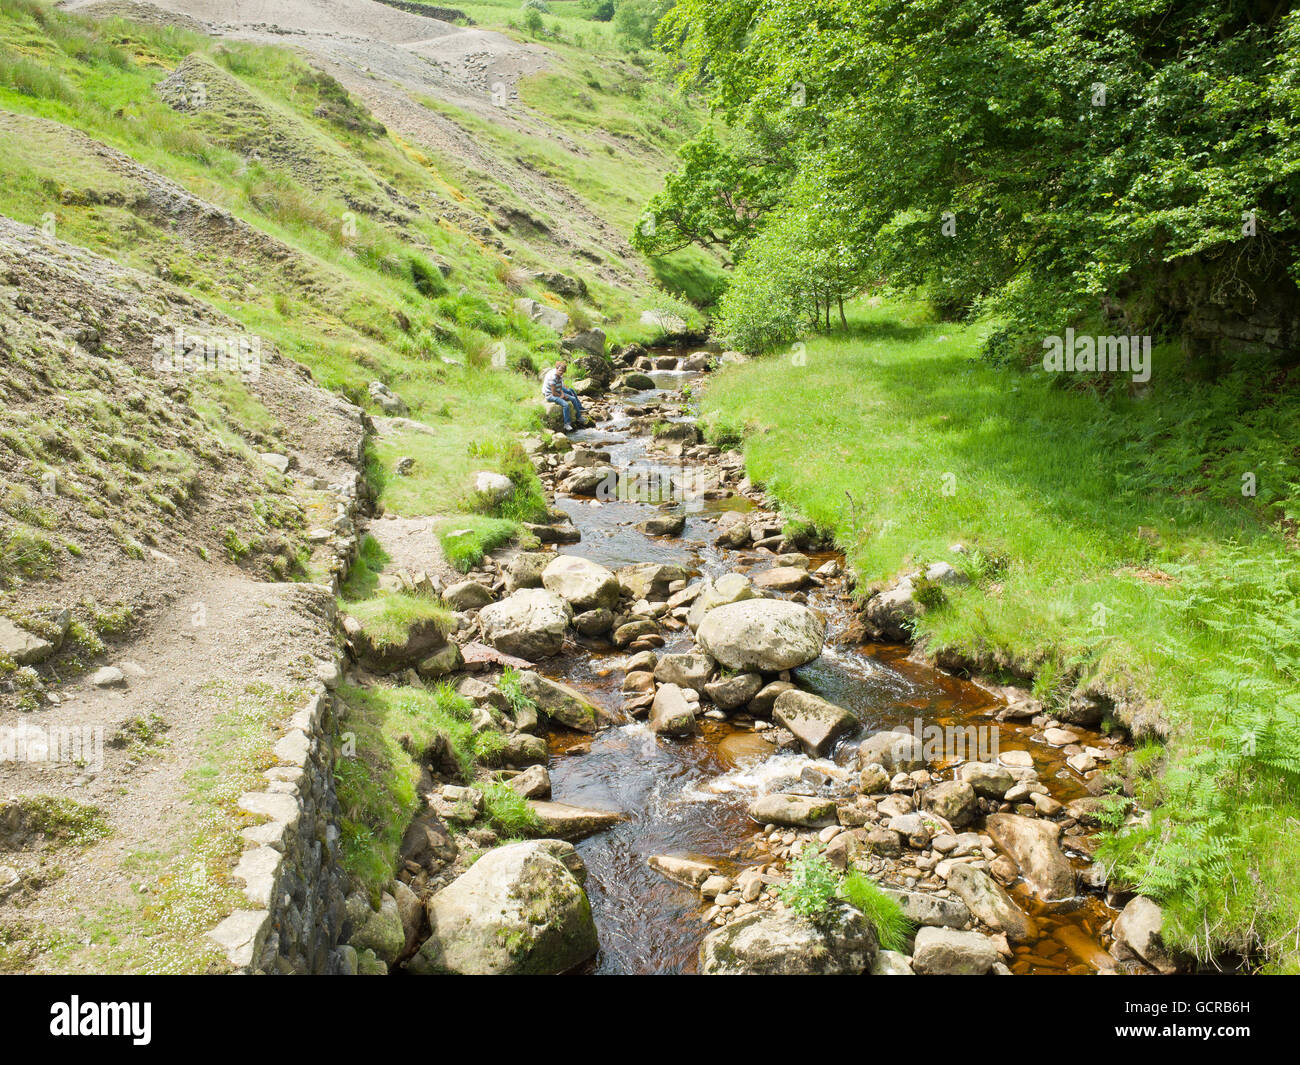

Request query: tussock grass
[{"left": 346, "top": 593, "right": 455, "bottom": 649}]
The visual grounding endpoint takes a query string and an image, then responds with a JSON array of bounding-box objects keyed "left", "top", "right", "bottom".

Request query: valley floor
[{"left": 700, "top": 298, "right": 1300, "bottom": 971}]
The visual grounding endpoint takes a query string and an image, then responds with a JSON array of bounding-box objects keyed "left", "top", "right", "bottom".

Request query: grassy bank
[{"left": 701, "top": 297, "right": 1300, "bottom": 971}]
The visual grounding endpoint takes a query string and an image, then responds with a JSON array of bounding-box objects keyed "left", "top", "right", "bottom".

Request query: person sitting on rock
[{"left": 542, "top": 359, "right": 585, "bottom": 431}]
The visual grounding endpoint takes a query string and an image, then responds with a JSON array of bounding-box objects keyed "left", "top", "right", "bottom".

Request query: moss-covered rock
[{"left": 405, "top": 840, "right": 598, "bottom": 975}]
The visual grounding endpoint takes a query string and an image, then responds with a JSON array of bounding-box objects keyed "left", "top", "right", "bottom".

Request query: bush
[{"left": 776, "top": 846, "right": 839, "bottom": 918}]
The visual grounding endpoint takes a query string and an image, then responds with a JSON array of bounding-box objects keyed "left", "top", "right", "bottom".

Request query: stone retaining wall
[
  {"left": 205, "top": 665, "right": 351, "bottom": 973},
  {"left": 204, "top": 465, "right": 369, "bottom": 973}
]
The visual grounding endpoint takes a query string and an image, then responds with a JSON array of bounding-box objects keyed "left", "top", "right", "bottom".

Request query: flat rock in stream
[
  {"left": 946, "top": 864, "right": 1036, "bottom": 943},
  {"left": 638, "top": 512, "right": 687, "bottom": 536},
  {"left": 984, "top": 813, "right": 1076, "bottom": 901},
  {"left": 459, "top": 641, "right": 533, "bottom": 671},
  {"left": 748, "top": 792, "right": 837, "bottom": 828},
  {"left": 527, "top": 801, "right": 627, "bottom": 840},
  {"left": 772, "top": 689, "right": 858, "bottom": 757},
  {"left": 515, "top": 670, "right": 600, "bottom": 733},
  {"left": 752, "top": 566, "right": 811, "bottom": 592},
  {"left": 695, "top": 599, "right": 825, "bottom": 672},
  {"left": 911, "top": 927, "right": 999, "bottom": 975},
  {"left": 648, "top": 855, "right": 720, "bottom": 889}
]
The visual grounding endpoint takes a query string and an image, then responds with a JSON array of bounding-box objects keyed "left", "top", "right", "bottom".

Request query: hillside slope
[{"left": 0, "top": 0, "right": 705, "bottom": 971}]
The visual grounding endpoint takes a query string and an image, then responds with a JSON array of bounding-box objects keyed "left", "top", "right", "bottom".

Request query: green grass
[
  {"left": 436, "top": 516, "right": 531, "bottom": 573},
  {"left": 339, "top": 534, "right": 390, "bottom": 601},
  {"left": 840, "top": 871, "right": 913, "bottom": 953},
  {"left": 4, "top": 795, "right": 108, "bottom": 847},
  {"left": 480, "top": 781, "right": 542, "bottom": 837},
  {"left": 0, "top": 0, "right": 683, "bottom": 580},
  {"left": 345, "top": 592, "right": 455, "bottom": 649},
  {"left": 702, "top": 295, "right": 1300, "bottom": 971},
  {"left": 335, "top": 682, "right": 524, "bottom": 894}
]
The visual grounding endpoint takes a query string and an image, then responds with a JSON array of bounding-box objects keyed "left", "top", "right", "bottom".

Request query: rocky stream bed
[{"left": 341, "top": 346, "right": 1180, "bottom": 976}]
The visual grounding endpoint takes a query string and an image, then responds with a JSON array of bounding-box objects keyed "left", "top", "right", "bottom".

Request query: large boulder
[
  {"left": 562, "top": 328, "right": 606, "bottom": 358},
  {"left": 1111, "top": 896, "right": 1183, "bottom": 974},
  {"left": 542, "top": 555, "right": 620, "bottom": 611},
  {"left": 704, "top": 671, "right": 763, "bottom": 710},
  {"left": 649, "top": 683, "right": 696, "bottom": 737},
  {"left": 515, "top": 670, "right": 599, "bottom": 732},
  {"left": 883, "top": 888, "right": 971, "bottom": 929},
  {"left": 695, "top": 600, "right": 825, "bottom": 673},
  {"left": 571, "top": 351, "right": 612, "bottom": 387},
  {"left": 984, "top": 814, "right": 1076, "bottom": 901},
  {"left": 946, "top": 864, "right": 1036, "bottom": 943},
  {"left": 911, "top": 927, "right": 999, "bottom": 975},
  {"left": 959, "top": 761, "right": 1015, "bottom": 798},
  {"left": 443, "top": 580, "right": 495, "bottom": 611},
  {"left": 479, "top": 589, "right": 572, "bottom": 660},
  {"left": 921, "top": 780, "right": 978, "bottom": 827},
  {"left": 472, "top": 470, "right": 514, "bottom": 505},
  {"left": 686, "top": 573, "right": 757, "bottom": 630},
  {"left": 772, "top": 690, "right": 858, "bottom": 757},
  {"left": 863, "top": 580, "right": 921, "bottom": 641},
  {"left": 858, "top": 730, "right": 926, "bottom": 773},
  {"left": 699, "top": 904, "right": 877, "bottom": 975},
  {"left": 407, "top": 840, "right": 597, "bottom": 975},
  {"left": 347, "top": 891, "right": 405, "bottom": 964},
  {"left": 515, "top": 297, "right": 570, "bottom": 334},
  {"left": 560, "top": 465, "right": 618, "bottom": 498}
]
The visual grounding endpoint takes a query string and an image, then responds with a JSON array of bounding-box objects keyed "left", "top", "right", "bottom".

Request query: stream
[{"left": 534, "top": 365, "right": 1119, "bottom": 975}]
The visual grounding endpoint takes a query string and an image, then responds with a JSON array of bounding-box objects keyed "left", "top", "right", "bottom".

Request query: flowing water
[{"left": 538, "top": 367, "right": 1118, "bottom": 975}]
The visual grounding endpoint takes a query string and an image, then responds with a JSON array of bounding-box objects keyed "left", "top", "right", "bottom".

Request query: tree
[
  {"left": 715, "top": 174, "right": 871, "bottom": 350},
  {"left": 659, "top": 0, "right": 1300, "bottom": 356},
  {"left": 631, "top": 129, "right": 782, "bottom": 265}
]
